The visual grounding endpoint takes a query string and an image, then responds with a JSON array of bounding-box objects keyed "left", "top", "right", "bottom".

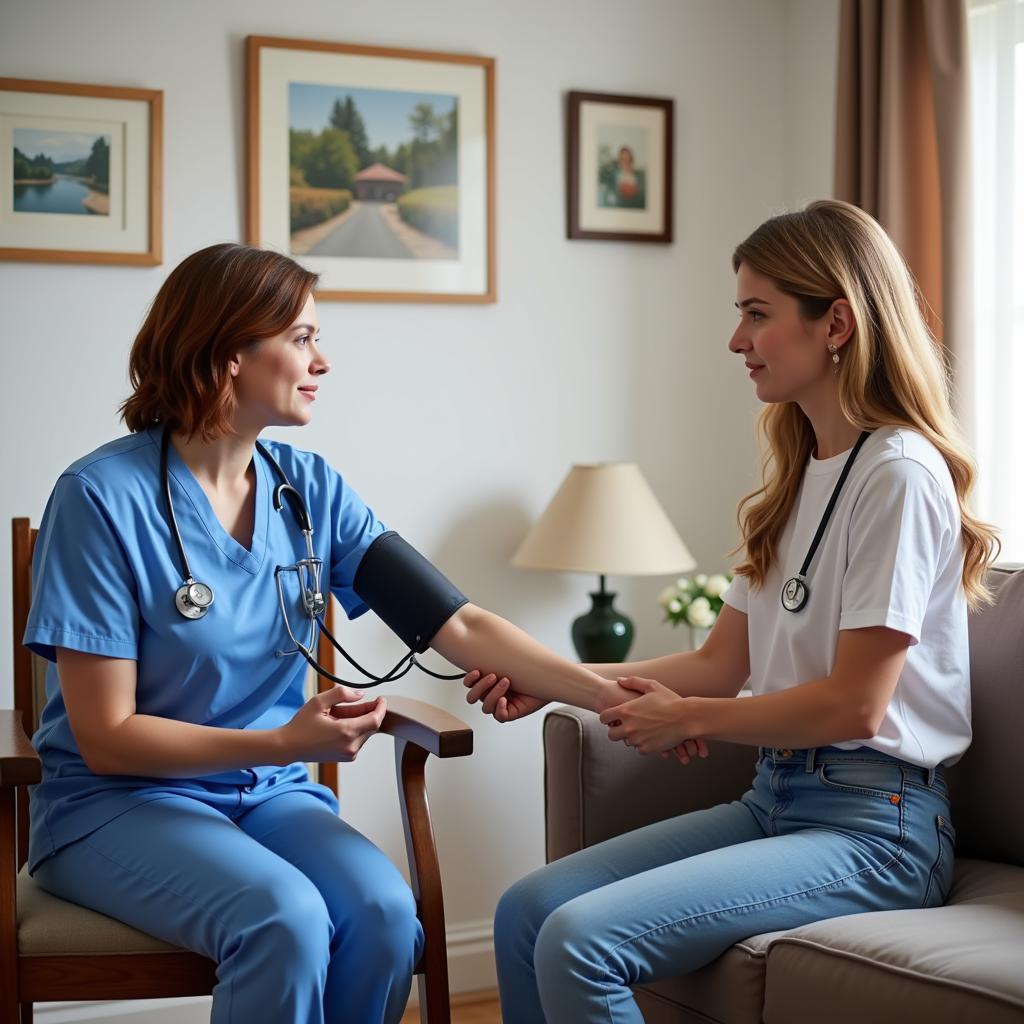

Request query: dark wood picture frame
[
  {"left": 567, "top": 90, "right": 673, "bottom": 244},
  {"left": 0, "top": 77, "right": 163, "bottom": 266},
  {"left": 246, "top": 35, "right": 496, "bottom": 304}
]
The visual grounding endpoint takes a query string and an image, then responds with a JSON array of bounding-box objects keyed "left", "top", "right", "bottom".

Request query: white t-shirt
[{"left": 723, "top": 426, "right": 971, "bottom": 768}]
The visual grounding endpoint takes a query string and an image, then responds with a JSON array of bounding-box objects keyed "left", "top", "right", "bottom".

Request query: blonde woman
[{"left": 464, "top": 200, "right": 999, "bottom": 1024}]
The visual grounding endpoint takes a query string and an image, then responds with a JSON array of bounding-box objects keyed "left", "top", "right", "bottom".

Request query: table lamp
[{"left": 511, "top": 462, "right": 695, "bottom": 662}]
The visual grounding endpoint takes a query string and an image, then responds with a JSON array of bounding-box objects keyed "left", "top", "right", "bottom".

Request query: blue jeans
[
  {"left": 496, "top": 744, "right": 956, "bottom": 1023},
  {"left": 34, "top": 788, "right": 423, "bottom": 1024}
]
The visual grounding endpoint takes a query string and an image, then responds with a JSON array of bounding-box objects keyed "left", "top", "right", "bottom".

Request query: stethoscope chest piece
[
  {"left": 780, "top": 575, "right": 809, "bottom": 613},
  {"left": 175, "top": 580, "right": 214, "bottom": 619}
]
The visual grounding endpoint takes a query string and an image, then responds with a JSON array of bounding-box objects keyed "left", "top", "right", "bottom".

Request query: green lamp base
[{"left": 571, "top": 576, "right": 633, "bottom": 663}]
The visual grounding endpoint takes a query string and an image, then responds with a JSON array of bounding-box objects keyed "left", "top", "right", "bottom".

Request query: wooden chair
[{"left": 1, "top": 517, "right": 473, "bottom": 1024}]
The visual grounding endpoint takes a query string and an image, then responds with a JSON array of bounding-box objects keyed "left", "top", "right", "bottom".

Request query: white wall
[{"left": 0, "top": 0, "right": 838, "bottom": 1011}]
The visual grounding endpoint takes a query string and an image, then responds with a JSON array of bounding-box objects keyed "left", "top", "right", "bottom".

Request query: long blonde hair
[{"left": 731, "top": 200, "right": 999, "bottom": 609}]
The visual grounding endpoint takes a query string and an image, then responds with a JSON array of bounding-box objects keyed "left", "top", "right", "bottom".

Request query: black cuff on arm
[{"left": 353, "top": 531, "right": 469, "bottom": 653}]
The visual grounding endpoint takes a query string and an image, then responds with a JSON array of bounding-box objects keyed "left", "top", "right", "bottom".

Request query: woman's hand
[
  {"left": 279, "top": 683, "right": 387, "bottom": 764},
  {"left": 463, "top": 669, "right": 549, "bottom": 723},
  {"left": 599, "top": 676, "right": 709, "bottom": 762}
]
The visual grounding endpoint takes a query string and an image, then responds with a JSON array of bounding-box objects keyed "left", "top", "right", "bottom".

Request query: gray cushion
[
  {"left": 634, "top": 930, "right": 785, "bottom": 1024},
  {"left": 763, "top": 859, "right": 1024, "bottom": 1024},
  {"left": 948, "top": 566, "right": 1024, "bottom": 865},
  {"left": 17, "top": 866, "right": 186, "bottom": 955}
]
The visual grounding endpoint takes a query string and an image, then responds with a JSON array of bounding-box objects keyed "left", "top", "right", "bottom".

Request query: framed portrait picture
[
  {"left": 0, "top": 77, "right": 162, "bottom": 265},
  {"left": 567, "top": 91, "right": 673, "bottom": 244},
  {"left": 246, "top": 36, "right": 496, "bottom": 303}
]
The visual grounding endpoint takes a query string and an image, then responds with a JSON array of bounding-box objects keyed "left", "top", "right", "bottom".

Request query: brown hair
[
  {"left": 120, "top": 243, "right": 318, "bottom": 441},
  {"left": 730, "top": 200, "right": 999, "bottom": 609}
]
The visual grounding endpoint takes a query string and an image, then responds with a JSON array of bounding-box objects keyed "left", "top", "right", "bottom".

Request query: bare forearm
[
  {"left": 432, "top": 604, "right": 633, "bottom": 713},
  {"left": 691, "top": 677, "right": 872, "bottom": 749},
  {"left": 89, "top": 715, "right": 286, "bottom": 777},
  {"left": 586, "top": 649, "right": 743, "bottom": 698}
]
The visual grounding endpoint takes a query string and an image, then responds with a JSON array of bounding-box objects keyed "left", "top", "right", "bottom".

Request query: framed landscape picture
[
  {"left": 0, "top": 77, "right": 162, "bottom": 265},
  {"left": 567, "top": 90, "right": 673, "bottom": 244},
  {"left": 246, "top": 36, "right": 496, "bottom": 303}
]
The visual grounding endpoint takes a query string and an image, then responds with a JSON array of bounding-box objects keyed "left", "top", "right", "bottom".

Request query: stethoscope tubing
[{"left": 160, "top": 425, "right": 461, "bottom": 686}]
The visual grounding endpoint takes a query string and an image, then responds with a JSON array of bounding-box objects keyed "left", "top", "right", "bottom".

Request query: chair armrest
[
  {"left": 0, "top": 709, "right": 40, "bottom": 786},
  {"left": 543, "top": 705, "right": 757, "bottom": 862},
  {"left": 380, "top": 696, "right": 473, "bottom": 759}
]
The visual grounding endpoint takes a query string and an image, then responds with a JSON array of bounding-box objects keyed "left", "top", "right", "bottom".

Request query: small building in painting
[{"left": 353, "top": 163, "right": 408, "bottom": 202}]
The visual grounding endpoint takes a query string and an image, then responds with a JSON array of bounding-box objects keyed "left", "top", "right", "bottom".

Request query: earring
[{"left": 828, "top": 344, "right": 840, "bottom": 368}]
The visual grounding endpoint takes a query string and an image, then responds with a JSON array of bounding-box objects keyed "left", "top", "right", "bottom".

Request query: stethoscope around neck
[
  {"left": 780, "top": 430, "right": 871, "bottom": 613},
  {"left": 159, "top": 425, "right": 461, "bottom": 687}
]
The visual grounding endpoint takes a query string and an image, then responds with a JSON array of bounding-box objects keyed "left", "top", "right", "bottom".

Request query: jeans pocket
[
  {"left": 817, "top": 761, "right": 904, "bottom": 798},
  {"left": 922, "top": 814, "right": 957, "bottom": 908}
]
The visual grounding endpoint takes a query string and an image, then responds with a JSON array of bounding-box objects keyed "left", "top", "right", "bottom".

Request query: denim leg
[
  {"left": 506, "top": 748, "right": 951, "bottom": 1024},
  {"left": 33, "top": 796, "right": 332, "bottom": 1024},
  {"left": 495, "top": 797, "right": 764, "bottom": 1024},
  {"left": 533, "top": 822, "right": 914, "bottom": 1023},
  {"left": 236, "top": 791, "right": 423, "bottom": 1024}
]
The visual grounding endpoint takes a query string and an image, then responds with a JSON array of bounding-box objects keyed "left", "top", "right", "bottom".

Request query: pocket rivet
[{"left": 889, "top": 794, "right": 901, "bottom": 805}]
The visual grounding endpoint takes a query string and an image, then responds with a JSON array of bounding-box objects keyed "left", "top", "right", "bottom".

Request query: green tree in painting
[
  {"left": 84, "top": 135, "right": 110, "bottom": 187},
  {"left": 329, "top": 96, "right": 371, "bottom": 169},
  {"left": 303, "top": 128, "right": 359, "bottom": 189},
  {"left": 13, "top": 146, "right": 54, "bottom": 180},
  {"left": 405, "top": 103, "right": 457, "bottom": 189}
]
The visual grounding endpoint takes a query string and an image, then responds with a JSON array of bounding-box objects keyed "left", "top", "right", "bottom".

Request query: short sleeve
[
  {"left": 327, "top": 467, "right": 388, "bottom": 620},
  {"left": 25, "top": 475, "right": 140, "bottom": 663},
  {"left": 839, "top": 459, "right": 954, "bottom": 644},
  {"left": 722, "top": 572, "right": 750, "bottom": 614}
]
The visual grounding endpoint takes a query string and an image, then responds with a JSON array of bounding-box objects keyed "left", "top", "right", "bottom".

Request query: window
[{"left": 969, "top": 0, "right": 1024, "bottom": 562}]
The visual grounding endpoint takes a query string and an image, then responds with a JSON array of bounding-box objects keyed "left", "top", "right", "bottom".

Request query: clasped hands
[{"left": 463, "top": 670, "right": 709, "bottom": 765}]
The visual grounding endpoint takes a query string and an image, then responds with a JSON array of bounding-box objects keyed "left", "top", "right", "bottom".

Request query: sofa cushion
[
  {"left": 633, "top": 930, "right": 784, "bottom": 1024},
  {"left": 762, "top": 859, "right": 1024, "bottom": 1024},
  {"left": 952, "top": 566, "right": 1024, "bottom": 866}
]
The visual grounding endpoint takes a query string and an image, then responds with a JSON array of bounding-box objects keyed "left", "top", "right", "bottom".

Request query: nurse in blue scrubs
[{"left": 24, "top": 243, "right": 638, "bottom": 1024}]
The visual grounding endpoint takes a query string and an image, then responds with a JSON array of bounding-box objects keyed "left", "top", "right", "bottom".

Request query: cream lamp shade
[{"left": 511, "top": 463, "right": 696, "bottom": 576}]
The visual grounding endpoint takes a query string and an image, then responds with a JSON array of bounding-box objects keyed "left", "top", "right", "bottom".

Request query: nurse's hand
[
  {"left": 463, "top": 669, "right": 549, "bottom": 723},
  {"left": 280, "top": 684, "right": 387, "bottom": 764},
  {"left": 600, "top": 676, "right": 710, "bottom": 763}
]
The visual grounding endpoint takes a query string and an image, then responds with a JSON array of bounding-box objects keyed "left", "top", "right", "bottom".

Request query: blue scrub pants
[
  {"left": 34, "top": 786, "right": 424, "bottom": 1024},
  {"left": 495, "top": 744, "right": 956, "bottom": 1023}
]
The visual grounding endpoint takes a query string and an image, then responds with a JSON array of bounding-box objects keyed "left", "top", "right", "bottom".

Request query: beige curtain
[{"left": 834, "top": 0, "right": 973, "bottom": 419}]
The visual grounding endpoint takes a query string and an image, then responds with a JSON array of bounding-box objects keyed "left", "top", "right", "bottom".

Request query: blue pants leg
[
  {"left": 496, "top": 748, "right": 951, "bottom": 1023},
  {"left": 34, "top": 792, "right": 422, "bottom": 1024},
  {"left": 236, "top": 791, "right": 423, "bottom": 1024}
]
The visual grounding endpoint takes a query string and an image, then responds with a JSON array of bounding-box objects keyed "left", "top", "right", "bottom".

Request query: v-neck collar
[{"left": 153, "top": 427, "right": 269, "bottom": 576}]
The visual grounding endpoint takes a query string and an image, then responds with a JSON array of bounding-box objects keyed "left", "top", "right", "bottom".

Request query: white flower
[
  {"left": 668, "top": 598, "right": 683, "bottom": 614},
  {"left": 658, "top": 585, "right": 678, "bottom": 609},
  {"left": 675, "top": 577, "right": 692, "bottom": 591},
  {"left": 694, "top": 573, "right": 708, "bottom": 588},
  {"left": 704, "top": 574, "right": 729, "bottom": 598},
  {"left": 686, "top": 596, "right": 715, "bottom": 628}
]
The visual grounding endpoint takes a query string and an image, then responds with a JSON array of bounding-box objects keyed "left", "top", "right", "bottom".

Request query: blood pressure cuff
[{"left": 353, "top": 531, "right": 469, "bottom": 653}]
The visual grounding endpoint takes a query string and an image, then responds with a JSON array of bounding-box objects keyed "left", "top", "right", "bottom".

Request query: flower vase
[{"left": 689, "top": 625, "right": 710, "bottom": 650}]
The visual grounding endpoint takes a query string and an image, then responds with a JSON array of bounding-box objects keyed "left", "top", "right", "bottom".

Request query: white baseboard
[
  {"left": 33, "top": 919, "right": 496, "bottom": 1021},
  {"left": 439, "top": 916, "right": 497, "bottom": 996}
]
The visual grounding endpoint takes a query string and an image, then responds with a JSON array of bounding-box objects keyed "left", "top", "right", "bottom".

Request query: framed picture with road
[
  {"left": 0, "top": 77, "right": 162, "bottom": 265},
  {"left": 567, "top": 90, "right": 673, "bottom": 244},
  {"left": 246, "top": 36, "right": 496, "bottom": 303}
]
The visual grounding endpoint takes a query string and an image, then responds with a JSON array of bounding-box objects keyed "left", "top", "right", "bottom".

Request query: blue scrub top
[{"left": 24, "top": 427, "right": 388, "bottom": 872}]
